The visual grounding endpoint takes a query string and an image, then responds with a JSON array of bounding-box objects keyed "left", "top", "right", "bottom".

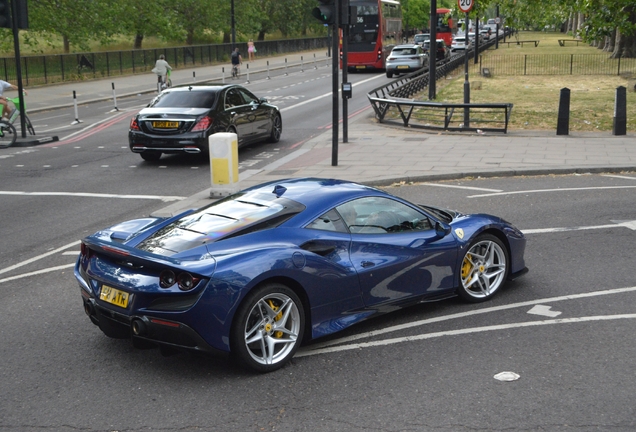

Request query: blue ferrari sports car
[{"left": 75, "top": 178, "right": 527, "bottom": 372}]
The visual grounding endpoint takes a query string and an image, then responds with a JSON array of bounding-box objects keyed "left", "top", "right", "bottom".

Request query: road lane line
[
  {"left": 0, "top": 240, "right": 80, "bottom": 275},
  {"left": 0, "top": 191, "right": 185, "bottom": 201},
  {"left": 468, "top": 185, "right": 636, "bottom": 198},
  {"left": 522, "top": 220, "right": 636, "bottom": 234},
  {"left": 297, "top": 314, "right": 636, "bottom": 357},
  {"left": 0, "top": 264, "right": 75, "bottom": 284},
  {"left": 304, "top": 285, "right": 636, "bottom": 350}
]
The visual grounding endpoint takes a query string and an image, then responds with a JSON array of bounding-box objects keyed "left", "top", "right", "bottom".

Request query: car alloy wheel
[
  {"left": 231, "top": 283, "right": 304, "bottom": 372},
  {"left": 269, "top": 114, "right": 282, "bottom": 143},
  {"left": 457, "top": 234, "right": 508, "bottom": 302}
]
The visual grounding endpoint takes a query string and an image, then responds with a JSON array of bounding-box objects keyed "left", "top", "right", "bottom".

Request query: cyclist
[
  {"left": 230, "top": 48, "right": 242, "bottom": 77},
  {"left": 0, "top": 80, "right": 27, "bottom": 120},
  {"left": 152, "top": 55, "right": 172, "bottom": 91}
]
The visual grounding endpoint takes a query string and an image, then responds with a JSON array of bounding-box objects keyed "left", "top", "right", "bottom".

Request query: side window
[
  {"left": 225, "top": 89, "right": 245, "bottom": 109},
  {"left": 305, "top": 209, "right": 348, "bottom": 233},
  {"left": 336, "top": 197, "right": 432, "bottom": 234},
  {"left": 238, "top": 89, "right": 258, "bottom": 105}
]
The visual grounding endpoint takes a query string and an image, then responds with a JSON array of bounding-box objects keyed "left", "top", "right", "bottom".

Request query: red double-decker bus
[
  {"left": 344, "top": 0, "right": 403, "bottom": 71},
  {"left": 434, "top": 8, "right": 456, "bottom": 47}
]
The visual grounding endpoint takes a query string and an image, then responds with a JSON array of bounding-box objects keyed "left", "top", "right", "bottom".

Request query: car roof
[
  {"left": 166, "top": 84, "right": 234, "bottom": 93},
  {"left": 242, "top": 178, "right": 385, "bottom": 210}
]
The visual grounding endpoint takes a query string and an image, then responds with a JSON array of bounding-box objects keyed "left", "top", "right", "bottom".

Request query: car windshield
[
  {"left": 150, "top": 90, "right": 217, "bottom": 108},
  {"left": 414, "top": 35, "right": 429, "bottom": 43}
]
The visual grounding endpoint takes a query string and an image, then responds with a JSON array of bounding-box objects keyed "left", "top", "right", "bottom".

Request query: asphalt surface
[{"left": 14, "top": 47, "right": 636, "bottom": 217}]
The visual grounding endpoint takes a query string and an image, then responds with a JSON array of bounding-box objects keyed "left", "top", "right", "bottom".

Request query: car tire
[
  {"left": 268, "top": 114, "right": 282, "bottom": 143},
  {"left": 456, "top": 234, "right": 509, "bottom": 303},
  {"left": 140, "top": 152, "right": 162, "bottom": 162},
  {"left": 386, "top": 71, "right": 393, "bottom": 78},
  {"left": 230, "top": 283, "right": 305, "bottom": 373}
]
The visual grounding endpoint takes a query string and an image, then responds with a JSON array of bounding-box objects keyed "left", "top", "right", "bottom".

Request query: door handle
[{"left": 360, "top": 261, "right": 375, "bottom": 268}]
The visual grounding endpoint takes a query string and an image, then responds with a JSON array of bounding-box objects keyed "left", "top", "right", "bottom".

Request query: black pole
[
  {"left": 10, "top": 0, "right": 26, "bottom": 138},
  {"left": 428, "top": 0, "right": 437, "bottom": 100},
  {"left": 331, "top": 0, "right": 340, "bottom": 166},
  {"left": 463, "top": 12, "right": 470, "bottom": 128},
  {"left": 474, "top": 16, "right": 479, "bottom": 64},
  {"left": 495, "top": 5, "right": 499, "bottom": 50},
  {"left": 342, "top": 0, "right": 348, "bottom": 143},
  {"left": 556, "top": 87, "right": 570, "bottom": 135},
  {"left": 231, "top": 0, "right": 236, "bottom": 49},
  {"left": 613, "top": 86, "right": 626, "bottom": 136}
]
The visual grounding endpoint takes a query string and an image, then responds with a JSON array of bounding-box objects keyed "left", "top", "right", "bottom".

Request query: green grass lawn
[{"left": 433, "top": 31, "right": 636, "bottom": 132}]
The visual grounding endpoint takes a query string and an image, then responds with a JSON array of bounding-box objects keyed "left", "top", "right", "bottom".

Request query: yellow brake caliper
[
  {"left": 268, "top": 300, "right": 284, "bottom": 338},
  {"left": 461, "top": 255, "right": 474, "bottom": 281}
]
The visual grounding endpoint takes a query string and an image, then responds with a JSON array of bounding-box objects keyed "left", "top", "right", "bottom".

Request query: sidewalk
[{"left": 14, "top": 49, "right": 636, "bottom": 217}]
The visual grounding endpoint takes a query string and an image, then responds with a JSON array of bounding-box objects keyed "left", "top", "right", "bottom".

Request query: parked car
[
  {"left": 75, "top": 178, "right": 528, "bottom": 372},
  {"left": 451, "top": 35, "right": 471, "bottom": 52},
  {"left": 422, "top": 39, "right": 451, "bottom": 63},
  {"left": 385, "top": 44, "right": 427, "bottom": 78},
  {"left": 413, "top": 33, "right": 430, "bottom": 45},
  {"left": 479, "top": 28, "right": 491, "bottom": 41},
  {"left": 128, "top": 84, "right": 282, "bottom": 161}
]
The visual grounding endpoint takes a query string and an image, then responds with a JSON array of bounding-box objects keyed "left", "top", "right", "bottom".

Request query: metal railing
[
  {"left": 367, "top": 35, "right": 514, "bottom": 133},
  {"left": 476, "top": 53, "right": 636, "bottom": 76},
  {"left": 0, "top": 37, "right": 328, "bottom": 86}
]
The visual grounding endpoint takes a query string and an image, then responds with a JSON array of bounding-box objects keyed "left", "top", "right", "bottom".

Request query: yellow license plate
[
  {"left": 152, "top": 121, "right": 179, "bottom": 128},
  {"left": 397, "top": 65, "right": 409, "bottom": 69},
  {"left": 100, "top": 285, "right": 130, "bottom": 308},
  {"left": 356, "top": 65, "right": 366, "bottom": 69}
]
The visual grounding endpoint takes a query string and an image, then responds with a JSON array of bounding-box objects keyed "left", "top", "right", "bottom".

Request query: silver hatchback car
[{"left": 385, "top": 44, "right": 427, "bottom": 78}]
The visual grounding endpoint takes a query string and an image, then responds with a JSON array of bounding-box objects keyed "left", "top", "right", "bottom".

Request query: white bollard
[
  {"left": 110, "top": 83, "right": 119, "bottom": 112},
  {"left": 71, "top": 91, "right": 82, "bottom": 125},
  {"left": 209, "top": 132, "right": 240, "bottom": 197}
]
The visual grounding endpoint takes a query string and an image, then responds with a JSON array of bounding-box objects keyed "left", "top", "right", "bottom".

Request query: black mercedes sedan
[{"left": 129, "top": 84, "right": 282, "bottom": 161}]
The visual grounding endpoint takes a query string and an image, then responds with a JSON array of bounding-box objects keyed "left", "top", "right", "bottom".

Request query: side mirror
[
  {"left": 259, "top": 97, "right": 268, "bottom": 104},
  {"left": 434, "top": 221, "right": 451, "bottom": 238}
]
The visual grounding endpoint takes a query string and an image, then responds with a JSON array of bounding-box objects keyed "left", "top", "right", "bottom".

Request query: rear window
[
  {"left": 392, "top": 48, "right": 417, "bottom": 55},
  {"left": 151, "top": 90, "right": 217, "bottom": 108}
]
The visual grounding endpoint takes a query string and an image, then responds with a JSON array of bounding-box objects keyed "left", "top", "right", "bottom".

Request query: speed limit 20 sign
[{"left": 458, "top": 0, "right": 474, "bottom": 13}]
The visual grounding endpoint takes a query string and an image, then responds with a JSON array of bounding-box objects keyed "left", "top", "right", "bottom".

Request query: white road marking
[
  {"left": 602, "top": 174, "right": 636, "bottom": 181},
  {"left": 0, "top": 264, "right": 75, "bottom": 284},
  {"left": 0, "top": 240, "right": 80, "bottom": 275},
  {"left": 0, "top": 191, "right": 185, "bottom": 201},
  {"left": 303, "top": 285, "right": 636, "bottom": 351},
  {"left": 528, "top": 305, "right": 562, "bottom": 317},
  {"left": 522, "top": 220, "right": 636, "bottom": 234},
  {"left": 468, "top": 185, "right": 636, "bottom": 198},
  {"left": 280, "top": 74, "right": 382, "bottom": 113},
  {"left": 419, "top": 182, "right": 502, "bottom": 192},
  {"left": 296, "top": 314, "right": 636, "bottom": 357}
]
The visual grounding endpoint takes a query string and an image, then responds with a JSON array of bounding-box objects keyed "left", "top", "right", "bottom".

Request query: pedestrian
[
  {"left": 0, "top": 80, "right": 26, "bottom": 120},
  {"left": 152, "top": 54, "right": 172, "bottom": 91},
  {"left": 247, "top": 39, "right": 256, "bottom": 61}
]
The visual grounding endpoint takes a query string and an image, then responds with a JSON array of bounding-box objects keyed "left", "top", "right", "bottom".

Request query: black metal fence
[
  {"left": 0, "top": 37, "right": 328, "bottom": 86},
  {"left": 476, "top": 54, "right": 636, "bottom": 76}
]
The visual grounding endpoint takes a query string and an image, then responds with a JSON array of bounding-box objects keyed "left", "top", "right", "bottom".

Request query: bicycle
[
  {"left": 157, "top": 69, "right": 172, "bottom": 92},
  {"left": 231, "top": 64, "right": 240, "bottom": 79},
  {"left": 0, "top": 95, "right": 35, "bottom": 147}
]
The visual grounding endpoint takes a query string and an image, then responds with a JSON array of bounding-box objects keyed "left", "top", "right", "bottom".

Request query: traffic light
[
  {"left": 0, "top": 0, "right": 12, "bottom": 29},
  {"left": 312, "top": 0, "right": 334, "bottom": 25}
]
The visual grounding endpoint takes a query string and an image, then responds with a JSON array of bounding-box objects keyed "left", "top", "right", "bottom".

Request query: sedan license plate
[
  {"left": 100, "top": 285, "right": 129, "bottom": 308},
  {"left": 397, "top": 65, "right": 409, "bottom": 69},
  {"left": 152, "top": 121, "right": 179, "bottom": 129}
]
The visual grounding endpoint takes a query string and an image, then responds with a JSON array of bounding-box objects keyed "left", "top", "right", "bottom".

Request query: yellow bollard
[{"left": 209, "top": 132, "right": 240, "bottom": 197}]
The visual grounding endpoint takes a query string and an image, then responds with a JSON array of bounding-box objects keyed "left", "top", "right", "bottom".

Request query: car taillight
[
  {"left": 158, "top": 270, "right": 200, "bottom": 291},
  {"left": 177, "top": 273, "right": 200, "bottom": 291},
  {"left": 130, "top": 117, "right": 140, "bottom": 131},
  {"left": 192, "top": 116, "right": 212, "bottom": 132},
  {"left": 159, "top": 270, "right": 176, "bottom": 288}
]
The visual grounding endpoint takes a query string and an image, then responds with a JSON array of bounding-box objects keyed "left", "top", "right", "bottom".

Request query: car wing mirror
[
  {"left": 259, "top": 97, "right": 268, "bottom": 104},
  {"left": 434, "top": 221, "right": 451, "bottom": 238}
]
